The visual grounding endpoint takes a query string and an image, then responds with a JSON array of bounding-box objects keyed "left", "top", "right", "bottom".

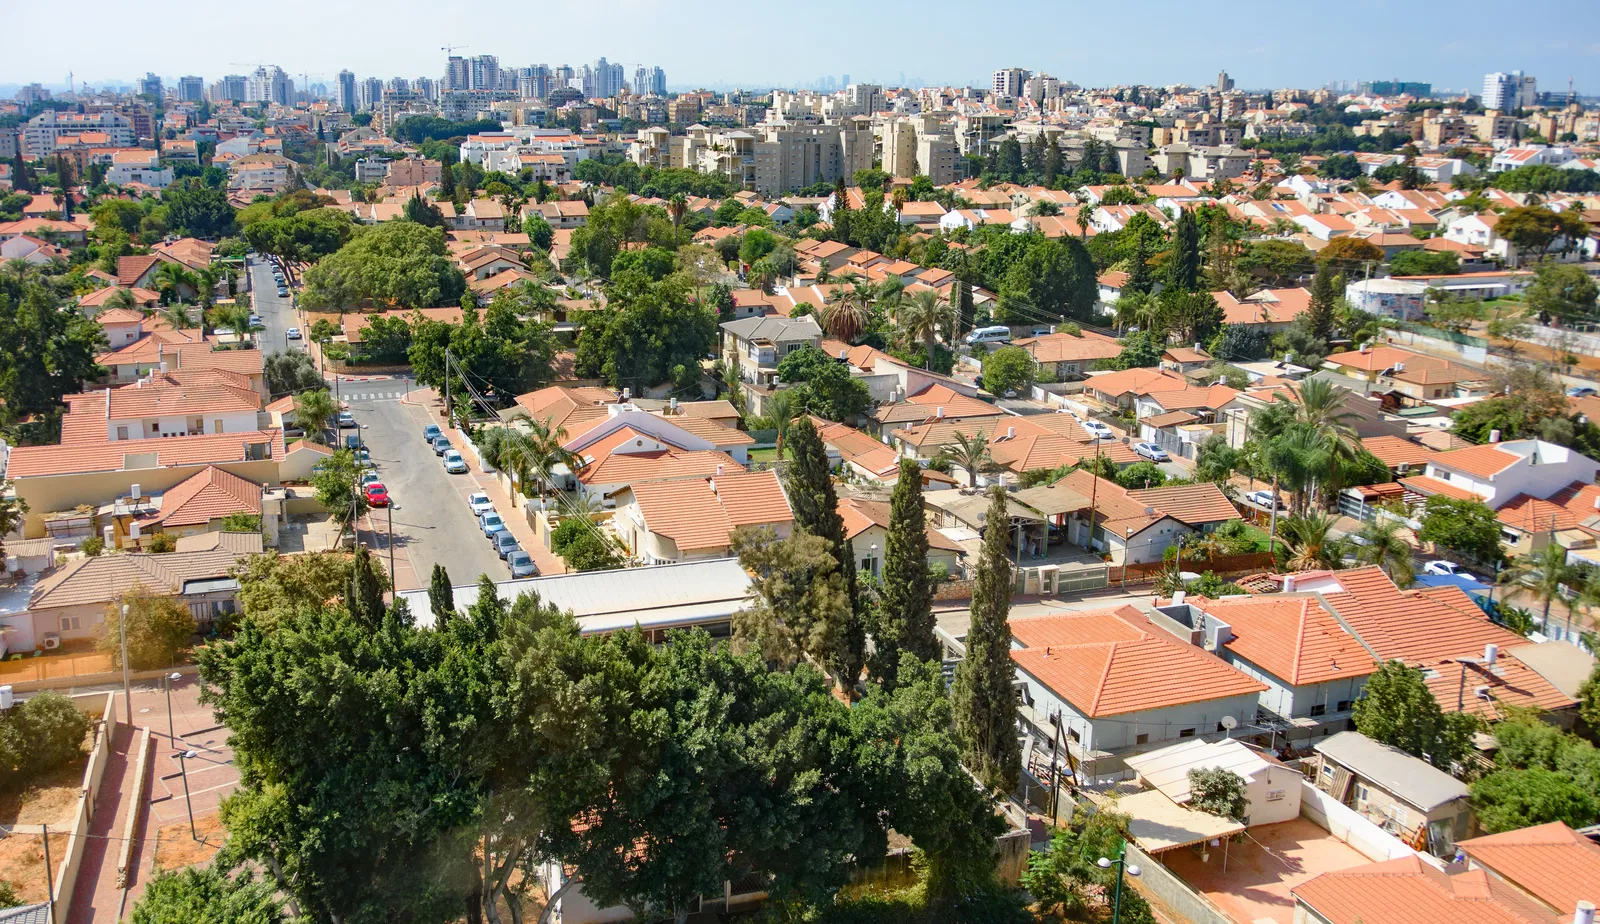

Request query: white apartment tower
[
  {"left": 1483, "top": 71, "right": 1537, "bottom": 111},
  {"left": 992, "top": 68, "right": 1029, "bottom": 99}
]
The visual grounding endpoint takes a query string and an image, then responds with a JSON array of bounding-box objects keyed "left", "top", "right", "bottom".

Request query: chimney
[
  {"left": 1006, "top": 426, "right": 1016, "bottom": 439},
  {"left": 1489, "top": 429, "right": 1501, "bottom": 443},
  {"left": 839, "top": 348, "right": 848, "bottom": 360},
  {"left": 716, "top": 464, "right": 725, "bottom": 476},
  {"left": 669, "top": 397, "right": 678, "bottom": 413},
  {"left": 1173, "top": 590, "right": 1186, "bottom": 606},
  {"left": 1574, "top": 901, "right": 1595, "bottom": 924},
  {"left": 1360, "top": 343, "right": 1371, "bottom": 353},
  {"left": 1483, "top": 643, "right": 1498, "bottom": 668},
  {"left": 935, "top": 406, "right": 945, "bottom": 419},
  {"left": 1043, "top": 646, "right": 1052, "bottom": 658},
  {"left": 1283, "top": 574, "right": 1297, "bottom": 592},
  {"left": 622, "top": 387, "right": 631, "bottom": 401},
  {"left": 1393, "top": 361, "right": 1405, "bottom": 373},
  {"left": 1194, "top": 343, "right": 1203, "bottom": 353}
]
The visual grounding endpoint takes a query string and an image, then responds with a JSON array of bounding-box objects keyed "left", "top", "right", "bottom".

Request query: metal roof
[{"left": 1313, "top": 731, "right": 1469, "bottom": 812}]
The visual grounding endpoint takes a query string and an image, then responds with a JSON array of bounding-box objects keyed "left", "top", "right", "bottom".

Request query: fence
[
  {"left": 1107, "top": 552, "right": 1275, "bottom": 586},
  {"left": 1122, "top": 841, "right": 1233, "bottom": 924},
  {"left": 47, "top": 692, "right": 119, "bottom": 924},
  {"left": 1298, "top": 781, "right": 1440, "bottom": 869}
]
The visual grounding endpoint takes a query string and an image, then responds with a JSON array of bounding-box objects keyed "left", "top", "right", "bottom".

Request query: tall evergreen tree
[
  {"left": 428, "top": 563, "right": 454, "bottom": 622},
  {"left": 346, "top": 548, "right": 387, "bottom": 625},
  {"left": 1169, "top": 207, "right": 1201, "bottom": 291},
  {"left": 872, "top": 459, "right": 938, "bottom": 690},
  {"left": 951, "top": 486, "right": 1021, "bottom": 791},
  {"left": 1305, "top": 261, "right": 1338, "bottom": 343},
  {"left": 439, "top": 158, "right": 457, "bottom": 201},
  {"left": 11, "top": 154, "right": 29, "bottom": 194},
  {"left": 1126, "top": 233, "right": 1154, "bottom": 295},
  {"left": 785, "top": 417, "right": 866, "bottom": 684}
]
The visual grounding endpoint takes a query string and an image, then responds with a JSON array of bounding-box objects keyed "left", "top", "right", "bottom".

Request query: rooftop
[{"left": 1312, "top": 732, "right": 1469, "bottom": 811}]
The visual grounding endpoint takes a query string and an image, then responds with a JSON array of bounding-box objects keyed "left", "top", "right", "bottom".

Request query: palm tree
[
  {"left": 1074, "top": 194, "right": 1093, "bottom": 239},
  {"left": 667, "top": 193, "right": 687, "bottom": 243},
  {"left": 943, "top": 431, "right": 994, "bottom": 487},
  {"left": 1279, "top": 378, "right": 1359, "bottom": 448},
  {"left": 819, "top": 274, "right": 872, "bottom": 342},
  {"left": 153, "top": 262, "right": 197, "bottom": 305},
  {"left": 765, "top": 389, "right": 801, "bottom": 459},
  {"left": 102, "top": 288, "right": 139, "bottom": 312},
  {"left": 897, "top": 289, "right": 955, "bottom": 369},
  {"left": 1354, "top": 516, "right": 1416, "bottom": 587},
  {"left": 506, "top": 412, "right": 578, "bottom": 499},
  {"left": 1264, "top": 425, "right": 1332, "bottom": 515},
  {"left": 194, "top": 266, "right": 220, "bottom": 309},
  {"left": 1501, "top": 543, "right": 1577, "bottom": 638},
  {"left": 294, "top": 389, "right": 339, "bottom": 444},
  {"left": 156, "top": 304, "right": 192, "bottom": 331},
  {"left": 1278, "top": 512, "right": 1350, "bottom": 571}
]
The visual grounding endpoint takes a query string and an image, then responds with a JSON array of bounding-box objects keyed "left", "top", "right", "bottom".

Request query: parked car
[
  {"left": 1081, "top": 420, "right": 1115, "bottom": 441},
  {"left": 1243, "top": 489, "right": 1279, "bottom": 510},
  {"left": 248, "top": 314, "right": 263, "bottom": 329},
  {"left": 966, "top": 325, "right": 1011, "bottom": 346},
  {"left": 286, "top": 327, "right": 302, "bottom": 340},
  {"left": 1423, "top": 560, "right": 1478, "bottom": 581},
  {"left": 479, "top": 512, "right": 508, "bottom": 539},
  {"left": 1567, "top": 386, "right": 1598, "bottom": 398},
  {"left": 467, "top": 492, "right": 495, "bottom": 517},
  {"left": 443, "top": 450, "right": 468, "bottom": 474},
  {"left": 432, "top": 436, "right": 453, "bottom": 456},
  {"left": 360, "top": 471, "right": 382, "bottom": 487},
  {"left": 337, "top": 411, "right": 356, "bottom": 428},
  {"left": 276, "top": 286, "right": 289, "bottom": 298},
  {"left": 506, "top": 550, "right": 538, "bottom": 578},
  {"left": 1133, "top": 441, "right": 1170, "bottom": 462},
  {"left": 353, "top": 449, "right": 372, "bottom": 466},
  {"left": 364, "top": 483, "right": 390, "bottom": 507},
  {"left": 422, "top": 424, "right": 443, "bottom": 444},
  {"left": 494, "top": 532, "right": 520, "bottom": 560}
]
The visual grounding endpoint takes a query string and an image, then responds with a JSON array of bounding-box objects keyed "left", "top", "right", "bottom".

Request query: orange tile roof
[
  {"left": 836, "top": 496, "right": 962, "bottom": 551},
  {"left": 28, "top": 549, "right": 251, "bottom": 610},
  {"left": 1126, "top": 483, "right": 1239, "bottom": 525},
  {"left": 873, "top": 383, "right": 1002, "bottom": 424},
  {"left": 1429, "top": 444, "right": 1522, "bottom": 479},
  {"left": 146, "top": 465, "right": 262, "bottom": 528},
  {"left": 1014, "top": 330, "right": 1125, "bottom": 365},
  {"left": 1009, "top": 606, "right": 1267, "bottom": 717},
  {"left": 815, "top": 419, "right": 901, "bottom": 478},
  {"left": 577, "top": 447, "right": 741, "bottom": 488},
  {"left": 1457, "top": 822, "right": 1600, "bottom": 915},
  {"left": 1184, "top": 595, "right": 1379, "bottom": 685},
  {"left": 1398, "top": 474, "right": 1481, "bottom": 501},
  {"left": 1360, "top": 435, "right": 1435, "bottom": 469},
  {"left": 92, "top": 306, "right": 149, "bottom": 323},
  {"left": 1141, "top": 410, "right": 1199, "bottom": 429},
  {"left": 1141, "top": 383, "right": 1240, "bottom": 412},
  {"left": 513, "top": 385, "right": 618, "bottom": 433},
  {"left": 5, "top": 429, "right": 285, "bottom": 479},
  {"left": 650, "top": 413, "right": 755, "bottom": 447},
  {"left": 629, "top": 470, "right": 791, "bottom": 551},
  {"left": 1495, "top": 494, "right": 1579, "bottom": 533},
  {"left": 1084, "top": 367, "right": 1188, "bottom": 399},
  {"left": 1325, "top": 345, "right": 1443, "bottom": 374},
  {"left": 105, "top": 382, "right": 261, "bottom": 418},
  {"left": 1292, "top": 855, "right": 1558, "bottom": 924}
]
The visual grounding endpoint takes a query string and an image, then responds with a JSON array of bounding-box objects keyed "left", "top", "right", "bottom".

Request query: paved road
[
  {"left": 345, "top": 390, "right": 507, "bottom": 591},
  {"left": 246, "top": 257, "right": 301, "bottom": 360}
]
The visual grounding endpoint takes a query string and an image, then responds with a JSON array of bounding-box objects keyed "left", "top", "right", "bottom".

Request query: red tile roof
[
  {"left": 1183, "top": 595, "right": 1379, "bottom": 685},
  {"left": 1292, "top": 855, "right": 1558, "bottom": 924},
  {"left": 1009, "top": 605, "right": 1266, "bottom": 717},
  {"left": 1360, "top": 435, "right": 1435, "bottom": 470},
  {"left": 629, "top": 470, "right": 791, "bottom": 551},
  {"left": 146, "top": 465, "right": 262, "bottom": 528},
  {"left": 1126, "top": 483, "right": 1240, "bottom": 526},
  {"left": 1457, "top": 822, "right": 1600, "bottom": 916},
  {"left": 1429, "top": 444, "right": 1522, "bottom": 478},
  {"left": 5, "top": 429, "right": 284, "bottom": 479},
  {"left": 837, "top": 496, "right": 963, "bottom": 552}
]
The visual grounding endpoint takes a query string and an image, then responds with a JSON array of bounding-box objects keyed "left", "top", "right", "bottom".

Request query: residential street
[{"left": 246, "top": 257, "right": 300, "bottom": 361}]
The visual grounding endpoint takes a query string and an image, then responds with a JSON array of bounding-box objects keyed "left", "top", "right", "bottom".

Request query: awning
[{"left": 1116, "top": 789, "right": 1246, "bottom": 854}]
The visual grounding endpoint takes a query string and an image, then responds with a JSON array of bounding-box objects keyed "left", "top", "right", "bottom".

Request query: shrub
[
  {"left": 80, "top": 536, "right": 104, "bottom": 557},
  {"left": 0, "top": 691, "right": 90, "bottom": 788},
  {"left": 148, "top": 532, "right": 177, "bottom": 553},
  {"left": 99, "top": 584, "right": 198, "bottom": 670}
]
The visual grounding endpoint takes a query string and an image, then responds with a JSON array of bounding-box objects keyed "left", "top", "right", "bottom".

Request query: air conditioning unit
[{"left": 42, "top": 634, "right": 62, "bottom": 650}]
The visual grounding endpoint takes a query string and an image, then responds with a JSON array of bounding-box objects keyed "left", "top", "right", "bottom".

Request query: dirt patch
[
  {"left": 0, "top": 753, "right": 88, "bottom": 827},
  {"left": 0, "top": 828, "right": 67, "bottom": 904},
  {"left": 151, "top": 814, "right": 225, "bottom": 872}
]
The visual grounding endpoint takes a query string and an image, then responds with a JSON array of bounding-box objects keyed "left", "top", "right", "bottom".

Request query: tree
[
  {"left": 1470, "top": 768, "right": 1599, "bottom": 833},
  {"left": 1168, "top": 207, "right": 1201, "bottom": 290},
  {"left": 1353, "top": 660, "right": 1478, "bottom": 770},
  {"left": 401, "top": 192, "right": 445, "bottom": 228},
  {"left": 1525, "top": 261, "right": 1599, "bottom": 322},
  {"left": 99, "top": 584, "right": 198, "bottom": 670},
  {"left": 556, "top": 528, "right": 624, "bottom": 572},
  {"left": 162, "top": 179, "right": 236, "bottom": 238},
  {"left": 784, "top": 417, "right": 865, "bottom": 682},
  {"left": 943, "top": 430, "right": 995, "bottom": 488},
  {"left": 898, "top": 289, "right": 955, "bottom": 369},
  {"left": 1239, "top": 239, "right": 1315, "bottom": 288},
  {"left": 1501, "top": 542, "right": 1578, "bottom": 637},
  {"left": 1497, "top": 207, "right": 1563, "bottom": 262},
  {"left": 1212, "top": 323, "right": 1270, "bottom": 361},
  {"left": 428, "top": 563, "right": 454, "bottom": 620},
  {"left": 1277, "top": 512, "right": 1348, "bottom": 571},
  {"left": 1188, "top": 767, "right": 1250, "bottom": 823},
  {"left": 1417, "top": 495, "right": 1506, "bottom": 568},
  {"left": 819, "top": 277, "right": 873, "bottom": 342},
  {"left": 0, "top": 272, "right": 108, "bottom": 443},
  {"left": 732, "top": 526, "right": 855, "bottom": 673},
  {"left": 1317, "top": 236, "right": 1383, "bottom": 275},
  {"left": 982, "top": 345, "right": 1036, "bottom": 396},
  {"left": 872, "top": 459, "right": 938, "bottom": 690},
  {"left": 263, "top": 349, "right": 323, "bottom": 397},
  {"left": 299, "top": 221, "right": 466, "bottom": 311},
  {"left": 1116, "top": 461, "right": 1167, "bottom": 490},
  {"left": 573, "top": 274, "right": 716, "bottom": 391},
  {"left": 1353, "top": 516, "right": 1416, "bottom": 587},
  {"left": 1194, "top": 436, "right": 1241, "bottom": 492},
  {"left": 1024, "top": 808, "right": 1156, "bottom": 924},
  {"left": 0, "top": 691, "right": 90, "bottom": 787},
  {"left": 995, "top": 236, "right": 1099, "bottom": 322},
  {"left": 292, "top": 389, "right": 338, "bottom": 443},
  {"left": 1580, "top": 666, "right": 1600, "bottom": 737},
  {"left": 1157, "top": 287, "right": 1225, "bottom": 345},
  {"left": 951, "top": 486, "right": 1021, "bottom": 791},
  {"left": 1390, "top": 250, "right": 1461, "bottom": 276},
  {"left": 312, "top": 448, "right": 368, "bottom": 541},
  {"left": 522, "top": 212, "right": 554, "bottom": 250},
  {"left": 1305, "top": 262, "right": 1338, "bottom": 343},
  {"left": 130, "top": 866, "right": 285, "bottom": 924}
]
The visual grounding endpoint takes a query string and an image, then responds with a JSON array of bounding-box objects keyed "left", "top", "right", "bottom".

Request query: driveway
[{"left": 344, "top": 387, "right": 512, "bottom": 591}]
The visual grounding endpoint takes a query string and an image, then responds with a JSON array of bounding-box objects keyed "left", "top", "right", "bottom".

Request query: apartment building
[
  {"left": 22, "top": 111, "right": 135, "bottom": 157},
  {"left": 681, "top": 120, "right": 873, "bottom": 196},
  {"left": 881, "top": 113, "right": 958, "bottom": 184}
]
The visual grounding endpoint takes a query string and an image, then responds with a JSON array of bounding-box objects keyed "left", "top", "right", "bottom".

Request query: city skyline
[{"left": 5, "top": 0, "right": 1598, "bottom": 94}]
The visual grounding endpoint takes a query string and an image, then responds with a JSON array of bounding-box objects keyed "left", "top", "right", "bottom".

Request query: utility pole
[
  {"left": 444, "top": 347, "right": 451, "bottom": 429},
  {"left": 119, "top": 601, "right": 131, "bottom": 727},
  {"left": 387, "top": 503, "right": 396, "bottom": 590},
  {"left": 1267, "top": 472, "right": 1281, "bottom": 558},
  {"left": 42, "top": 822, "right": 56, "bottom": 924}
]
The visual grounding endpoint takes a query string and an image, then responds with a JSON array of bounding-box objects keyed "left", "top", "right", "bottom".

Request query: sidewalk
[{"left": 68, "top": 722, "right": 145, "bottom": 924}]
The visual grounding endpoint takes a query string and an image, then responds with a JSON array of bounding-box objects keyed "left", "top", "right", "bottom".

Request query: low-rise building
[{"left": 1309, "top": 731, "right": 1471, "bottom": 854}]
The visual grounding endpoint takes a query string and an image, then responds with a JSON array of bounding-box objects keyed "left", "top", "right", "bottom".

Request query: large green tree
[
  {"left": 1524, "top": 261, "right": 1599, "bottom": 322},
  {"left": 0, "top": 271, "right": 107, "bottom": 444},
  {"left": 1352, "top": 660, "right": 1478, "bottom": 771},
  {"left": 162, "top": 179, "right": 237, "bottom": 237},
  {"left": 129, "top": 867, "right": 284, "bottom": 924},
  {"left": 299, "top": 221, "right": 466, "bottom": 310},
  {"left": 572, "top": 273, "right": 716, "bottom": 391},
  {"left": 1167, "top": 207, "right": 1201, "bottom": 290},
  {"left": 951, "top": 485, "right": 1021, "bottom": 791},
  {"left": 784, "top": 417, "right": 866, "bottom": 683},
  {"left": 1416, "top": 495, "right": 1507, "bottom": 568},
  {"left": 871, "top": 458, "right": 938, "bottom": 690}
]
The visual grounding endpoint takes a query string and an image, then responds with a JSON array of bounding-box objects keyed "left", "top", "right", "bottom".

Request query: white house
[
  {"left": 106, "top": 150, "right": 174, "bottom": 189},
  {"left": 1489, "top": 145, "right": 1574, "bottom": 172},
  {"left": 1123, "top": 737, "right": 1304, "bottom": 827},
  {"left": 1406, "top": 439, "right": 1600, "bottom": 510}
]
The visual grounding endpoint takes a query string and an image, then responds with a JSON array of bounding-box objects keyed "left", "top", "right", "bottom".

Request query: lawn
[{"left": 748, "top": 447, "right": 780, "bottom": 463}]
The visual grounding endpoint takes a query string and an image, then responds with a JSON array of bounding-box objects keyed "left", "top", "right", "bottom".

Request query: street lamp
[
  {"left": 176, "top": 749, "right": 199, "bottom": 841},
  {"left": 869, "top": 542, "right": 878, "bottom": 578},
  {"left": 119, "top": 602, "right": 131, "bottom": 727},
  {"left": 163, "top": 672, "right": 181, "bottom": 750},
  {"left": 1097, "top": 840, "right": 1142, "bottom": 924}
]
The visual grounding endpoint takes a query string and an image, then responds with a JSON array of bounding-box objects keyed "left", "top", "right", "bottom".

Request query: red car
[{"left": 364, "top": 483, "right": 390, "bottom": 507}]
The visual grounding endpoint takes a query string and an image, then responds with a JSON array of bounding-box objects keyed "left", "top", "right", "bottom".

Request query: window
[
  {"left": 1178, "top": 728, "right": 1196, "bottom": 738},
  {"left": 214, "top": 419, "right": 223, "bottom": 433},
  {"left": 116, "top": 425, "right": 129, "bottom": 440},
  {"left": 1135, "top": 733, "right": 1148, "bottom": 745},
  {"left": 1322, "top": 763, "right": 1335, "bottom": 780},
  {"left": 1355, "top": 784, "right": 1370, "bottom": 804},
  {"left": 1310, "top": 703, "right": 1327, "bottom": 717},
  {"left": 60, "top": 615, "right": 82, "bottom": 631},
  {"left": 1336, "top": 700, "right": 1352, "bottom": 712}
]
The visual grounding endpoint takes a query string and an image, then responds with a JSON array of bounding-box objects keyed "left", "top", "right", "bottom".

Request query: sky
[{"left": 5, "top": 0, "right": 1600, "bottom": 95}]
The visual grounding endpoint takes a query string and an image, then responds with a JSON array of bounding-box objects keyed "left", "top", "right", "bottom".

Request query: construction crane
[{"left": 440, "top": 44, "right": 469, "bottom": 55}]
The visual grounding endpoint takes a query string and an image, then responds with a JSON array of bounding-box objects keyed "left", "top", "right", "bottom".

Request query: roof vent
[
  {"left": 1006, "top": 426, "right": 1016, "bottom": 439},
  {"left": 839, "top": 349, "right": 849, "bottom": 360},
  {"left": 1483, "top": 643, "right": 1498, "bottom": 668},
  {"left": 1474, "top": 685, "right": 1492, "bottom": 700},
  {"left": 1393, "top": 362, "right": 1405, "bottom": 373},
  {"left": 936, "top": 406, "right": 945, "bottom": 419},
  {"left": 1144, "top": 506, "right": 1157, "bottom": 517},
  {"left": 1489, "top": 429, "right": 1501, "bottom": 443}
]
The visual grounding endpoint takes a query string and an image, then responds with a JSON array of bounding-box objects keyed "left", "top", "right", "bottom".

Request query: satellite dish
[{"left": 1220, "top": 715, "right": 1238, "bottom": 730}]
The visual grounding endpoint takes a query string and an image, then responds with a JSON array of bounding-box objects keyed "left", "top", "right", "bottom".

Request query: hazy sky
[{"left": 7, "top": 0, "right": 1599, "bottom": 94}]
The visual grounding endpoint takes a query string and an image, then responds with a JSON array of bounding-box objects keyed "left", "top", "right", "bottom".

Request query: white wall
[
  {"left": 1244, "top": 761, "right": 1303, "bottom": 826},
  {"left": 1016, "top": 664, "right": 1261, "bottom": 755},
  {"left": 111, "top": 408, "right": 260, "bottom": 441}
]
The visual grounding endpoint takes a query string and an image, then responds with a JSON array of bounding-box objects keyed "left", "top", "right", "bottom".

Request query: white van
[{"left": 966, "top": 325, "right": 1011, "bottom": 345}]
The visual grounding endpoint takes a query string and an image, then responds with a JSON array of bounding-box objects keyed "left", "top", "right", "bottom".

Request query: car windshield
[
  {"left": 509, "top": 553, "right": 529, "bottom": 565},
  {"left": 485, "top": 515, "right": 501, "bottom": 525}
]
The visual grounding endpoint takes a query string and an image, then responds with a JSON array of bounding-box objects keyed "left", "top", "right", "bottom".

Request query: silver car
[
  {"left": 494, "top": 532, "right": 520, "bottom": 560},
  {"left": 506, "top": 550, "right": 538, "bottom": 577}
]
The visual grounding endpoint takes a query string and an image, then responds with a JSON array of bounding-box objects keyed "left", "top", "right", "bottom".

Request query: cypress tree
[
  {"left": 439, "top": 158, "right": 457, "bottom": 201},
  {"left": 346, "top": 547, "right": 387, "bottom": 625},
  {"left": 872, "top": 458, "right": 938, "bottom": 690},
  {"left": 951, "top": 485, "right": 1021, "bottom": 791},
  {"left": 1126, "top": 233, "right": 1153, "bottom": 295},
  {"left": 12, "top": 154, "right": 29, "bottom": 194},
  {"left": 785, "top": 417, "right": 866, "bottom": 684},
  {"left": 1306, "top": 261, "right": 1338, "bottom": 343},
  {"left": 428, "top": 563, "right": 454, "bottom": 623},
  {"left": 1169, "top": 207, "right": 1201, "bottom": 291}
]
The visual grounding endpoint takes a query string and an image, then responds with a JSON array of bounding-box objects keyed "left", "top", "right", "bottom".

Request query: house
[
  {"left": 1222, "top": 380, "right": 1409, "bottom": 449},
  {"left": 80, "top": 289, "right": 160, "bottom": 317},
  {"left": 13, "top": 547, "right": 252, "bottom": 649},
  {"left": 1083, "top": 367, "right": 1190, "bottom": 411},
  {"left": 103, "top": 465, "right": 273, "bottom": 550},
  {"left": 60, "top": 381, "right": 262, "bottom": 444},
  {"left": 563, "top": 409, "right": 747, "bottom": 502},
  {"left": 1122, "top": 736, "right": 1304, "bottom": 827},
  {"left": 1214, "top": 287, "right": 1312, "bottom": 333},
  {"left": 1400, "top": 440, "right": 1600, "bottom": 512},
  {"left": 0, "top": 217, "right": 91, "bottom": 245},
  {"left": 838, "top": 495, "right": 964, "bottom": 578},
  {"left": 1153, "top": 593, "right": 1379, "bottom": 742},
  {"left": 1013, "top": 329, "right": 1125, "bottom": 380},
  {"left": 1456, "top": 822, "right": 1600, "bottom": 920},
  {"left": 813, "top": 419, "right": 908, "bottom": 483},
  {"left": 1159, "top": 345, "right": 1212, "bottom": 375},
  {"left": 615, "top": 469, "right": 791, "bottom": 563},
  {"left": 1359, "top": 435, "right": 1435, "bottom": 476},
  {"left": 1309, "top": 732, "right": 1471, "bottom": 855},
  {"left": 871, "top": 382, "right": 1003, "bottom": 437},
  {"left": 1006, "top": 605, "right": 1268, "bottom": 770},
  {"left": 0, "top": 234, "right": 69, "bottom": 264},
  {"left": 1293, "top": 213, "right": 1356, "bottom": 241},
  {"left": 1292, "top": 855, "right": 1558, "bottom": 924},
  {"left": 1133, "top": 382, "right": 1240, "bottom": 423},
  {"left": 106, "top": 150, "right": 173, "bottom": 188},
  {"left": 719, "top": 315, "right": 824, "bottom": 389}
]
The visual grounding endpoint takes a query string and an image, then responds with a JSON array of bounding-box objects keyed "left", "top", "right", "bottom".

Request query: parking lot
[{"left": 342, "top": 388, "right": 512, "bottom": 591}]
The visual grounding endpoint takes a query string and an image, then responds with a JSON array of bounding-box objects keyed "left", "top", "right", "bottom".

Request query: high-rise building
[
  {"left": 1216, "top": 70, "right": 1234, "bottom": 92},
  {"left": 517, "top": 66, "right": 551, "bottom": 100},
  {"left": 247, "top": 66, "right": 293, "bottom": 106},
  {"left": 359, "top": 78, "right": 384, "bottom": 111},
  {"left": 649, "top": 66, "right": 666, "bottom": 97},
  {"left": 218, "top": 74, "right": 247, "bottom": 102},
  {"left": 445, "top": 56, "right": 470, "bottom": 91},
  {"left": 1483, "top": 70, "right": 1537, "bottom": 111},
  {"left": 140, "top": 73, "right": 164, "bottom": 99},
  {"left": 413, "top": 77, "right": 436, "bottom": 101},
  {"left": 178, "top": 76, "right": 204, "bottom": 102},
  {"left": 1362, "top": 80, "right": 1432, "bottom": 97},
  {"left": 468, "top": 55, "right": 500, "bottom": 91},
  {"left": 992, "top": 68, "right": 1029, "bottom": 98},
  {"left": 336, "top": 70, "right": 357, "bottom": 112}
]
